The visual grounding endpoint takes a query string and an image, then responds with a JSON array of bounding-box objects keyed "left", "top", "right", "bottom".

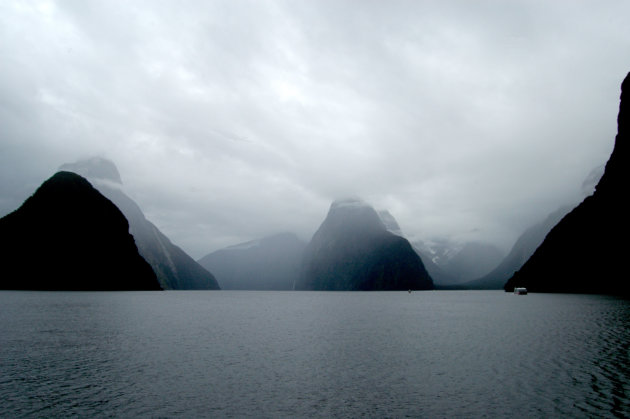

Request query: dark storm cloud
[{"left": 1, "top": 0, "right": 629, "bottom": 257}]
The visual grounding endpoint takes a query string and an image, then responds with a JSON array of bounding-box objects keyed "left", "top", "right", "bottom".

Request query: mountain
[
  {"left": 376, "top": 210, "right": 457, "bottom": 285},
  {"left": 60, "top": 158, "right": 219, "bottom": 290},
  {"left": 414, "top": 251, "right": 456, "bottom": 286},
  {"left": 412, "top": 239, "right": 504, "bottom": 285},
  {"left": 296, "top": 199, "right": 433, "bottom": 291},
  {"left": 505, "top": 72, "right": 630, "bottom": 294},
  {"left": 462, "top": 206, "right": 571, "bottom": 289},
  {"left": 460, "top": 164, "right": 602, "bottom": 290},
  {"left": 198, "top": 233, "right": 306, "bottom": 290},
  {"left": 0, "top": 171, "right": 160, "bottom": 290},
  {"left": 440, "top": 242, "right": 504, "bottom": 283}
]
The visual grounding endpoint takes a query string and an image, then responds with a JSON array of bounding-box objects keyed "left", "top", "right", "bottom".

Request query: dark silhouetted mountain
[
  {"left": 296, "top": 199, "right": 433, "bottom": 291},
  {"left": 463, "top": 206, "right": 571, "bottom": 289},
  {"left": 412, "top": 239, "right": 504, "bottom": 286},
  {"left": 0, "top": 171, "right": 160, "bottom": 290},
  {"left": 198, "top": 233, "right": 306, "bottom": 290},
  {"left": 60, "top": 158, "right": 220, "bottom": 290},
  {"left": 505, "top": 72, "right": 630, "bottom": 294}
]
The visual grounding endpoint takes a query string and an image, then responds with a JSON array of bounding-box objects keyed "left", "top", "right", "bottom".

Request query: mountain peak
[
  {"left": 59, "top": 157, "right": 123, "bottom": 185},
  {"left": 58, "top": 157, "right": 220, "bottom": 290},
  {"left": 331, "top": 197, "right": 370, "bottom": 209},
  {"left": 297, "top": 199, "right": 433, "bottom": 291},
  {"left": 0, "top": 171, "right": 159, "bottom": 290},
  {"left": 320, "top": 197, "right": 387, "bottom": 236}
]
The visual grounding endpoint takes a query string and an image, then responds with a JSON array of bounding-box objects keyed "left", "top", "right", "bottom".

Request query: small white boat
[{"left": 514, "top": 287, "right": 528, "bottom": 295}]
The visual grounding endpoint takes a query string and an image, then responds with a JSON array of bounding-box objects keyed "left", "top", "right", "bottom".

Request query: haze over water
[{"left": 1, "top": 290, "right": 629, "bottom": 417}]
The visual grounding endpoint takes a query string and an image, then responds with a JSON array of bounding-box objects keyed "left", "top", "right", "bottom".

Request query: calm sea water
[{"left": 0, "top": 290, "right": 629, "bottom": 417}]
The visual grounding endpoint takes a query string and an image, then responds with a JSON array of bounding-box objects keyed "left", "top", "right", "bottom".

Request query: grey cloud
[{"left": 1, "top": 0, "right": 629, "bottom": 258}]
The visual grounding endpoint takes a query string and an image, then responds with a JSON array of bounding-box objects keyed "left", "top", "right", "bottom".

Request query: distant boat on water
[{"left": 514, "top": 287, "right": 528, "bottom": 295}]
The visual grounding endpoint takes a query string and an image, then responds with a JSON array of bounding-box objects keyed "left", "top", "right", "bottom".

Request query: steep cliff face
[
  {"left": 463, "top": 206, "right": 570, "bottom": 289},
  {"left": 505, "top": 72, "right": 630, "bottom": 294},
  {"left": 198, "top": 233, "right": 306, "bottom": 290},
  {"left": 0, "top": 171, "right": 160, "bottom": 290},
  {"left": 296, "top": 199, "right": 433, "bottom": 291},
  {"left": 60, "top": 158, "right": 219, "bottom": 290}
]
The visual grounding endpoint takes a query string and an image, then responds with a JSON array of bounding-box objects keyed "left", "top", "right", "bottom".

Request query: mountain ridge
[{"left": 198, "top": 232, "right": 306, "bottom": 290}]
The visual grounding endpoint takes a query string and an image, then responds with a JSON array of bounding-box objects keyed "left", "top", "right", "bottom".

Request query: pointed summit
[
  {"left": 60, "top": 157, "right": 123, "bottom": 185},
  {"left": 0, "top": 171, "right": 160, "bottom": 290},
  {"left": 296, "top": 198, "right": 433, "bottom": 291},
  {"left": 61, "top": 157, "right": 220, "bottom": 290}
]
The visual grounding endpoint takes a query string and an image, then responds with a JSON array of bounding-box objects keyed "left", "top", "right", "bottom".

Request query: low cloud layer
[{"left": 1, "top": 1, "right": 629, "bottom": 258}]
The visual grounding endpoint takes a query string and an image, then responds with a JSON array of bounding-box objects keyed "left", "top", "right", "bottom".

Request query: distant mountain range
[
  {"left": 505, "top": 71, "right": 630, "bottom": 294},
  {"left": 5, "top": 69, "right": 625, "bottom": 295},
  {"left": 296, "top": 199, "right": 433, "bottom": 291},
  {"left": 198, "top": 233, "right": 306, "bottom": 290},
  {"left": 60, "top": 158, "right": 220, "bottom": 290},
  {"left": 436, "top": 162, "right": 603, "bottom": 290},
  {"left": 0, "top": 171, "right": 160, "bottom": 290},
  {"left": 413, "top": 239, "right": 504, "bottom": 286},
  {"left": 378, "top": 210, "right": 505, "bottom": 287},
  {"left": 460, "top": 206, "right": 570, "bottom": 289}
]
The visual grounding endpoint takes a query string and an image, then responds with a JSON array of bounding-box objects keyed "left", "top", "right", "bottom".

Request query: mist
[{"left": 1, "top": 0, "right": 629, "bottom": 258}]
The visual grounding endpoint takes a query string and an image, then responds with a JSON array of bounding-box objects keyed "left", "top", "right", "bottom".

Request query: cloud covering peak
[
  {"left": 1, "top": 1, "right": 629, "bottom": 258},
  {"left": 60, "top": 157, "right": 123, "bottom": 185}
]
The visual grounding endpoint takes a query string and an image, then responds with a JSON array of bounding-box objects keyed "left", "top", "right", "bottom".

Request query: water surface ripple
[{"left": 0, "top": 291, "right": 628, "bottom": 417}]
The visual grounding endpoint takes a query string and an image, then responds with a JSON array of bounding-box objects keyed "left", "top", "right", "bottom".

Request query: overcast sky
[{"left": 1, "top": 0, "right": 629, "bottom": 259}]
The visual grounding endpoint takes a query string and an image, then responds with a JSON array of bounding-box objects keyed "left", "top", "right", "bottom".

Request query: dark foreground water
[{"left": 1, "top": 291, "right": 629, "bottom": 418}]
